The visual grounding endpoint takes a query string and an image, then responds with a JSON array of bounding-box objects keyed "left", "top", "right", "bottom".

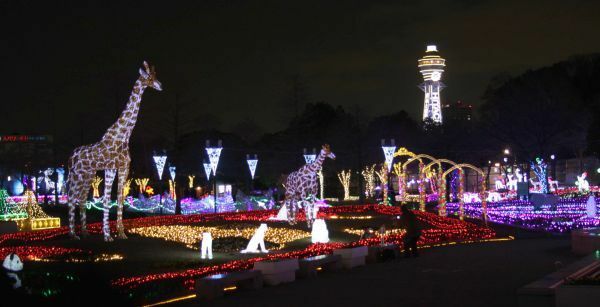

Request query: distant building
[{"left": 443, "top": 100, "right": 473, "bottom": 123}]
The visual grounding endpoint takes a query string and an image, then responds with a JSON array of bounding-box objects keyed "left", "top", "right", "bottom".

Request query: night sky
[{"left": 3, "top": 0, "right": 600, "bottom": 145}]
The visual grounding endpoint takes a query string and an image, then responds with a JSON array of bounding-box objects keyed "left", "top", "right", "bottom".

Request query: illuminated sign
[{"left": 0, "top": 135, "right": 51, "bottom": 142}]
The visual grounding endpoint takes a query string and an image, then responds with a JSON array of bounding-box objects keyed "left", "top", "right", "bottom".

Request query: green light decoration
[{"left": 0, "top": 189, "right": 27, "bottom": 220}]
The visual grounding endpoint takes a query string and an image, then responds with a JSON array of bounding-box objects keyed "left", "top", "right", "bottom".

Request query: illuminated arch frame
[
  {"left": 402, "top": 154, "right": 438, "bottom": 211},
  {"left": 442, "top": 164, "right": 487, "bottom": 222},
  {"left": 392, "top": 148, "right": 417, "bottom": 206},
  {"left": 424, "top": 159, "right": 459, "bottom": 216}
]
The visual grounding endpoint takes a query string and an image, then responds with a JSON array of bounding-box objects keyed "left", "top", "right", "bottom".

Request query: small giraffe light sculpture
[
  {"left": 283, "top": 144, "right": 335, "bottom": 227},
  {"left": 67, "top": 61, "right": 162, "bottom": 241}
]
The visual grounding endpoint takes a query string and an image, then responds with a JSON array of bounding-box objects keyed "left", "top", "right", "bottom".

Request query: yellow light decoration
[
  {"left": 375, "top": 164, "right": 389, "bottom": 205},
  {"left": 135, "top": 178, "right": 149, "bottom": 194},
  {"left": 128, "top": 224, "right": 311, "bottom": 250},
  {"left": 13, "top": 191, "right": 60, "bottom": 231},
  {"left": 342, "top": 228, "right": 406, "bottom": 237},
  {"left": 318, "top": 170, "right": 324, "bottom": 200},
  {"left": 123, "top": 179, "right": 132, "bottom": 198},
  {"left": 361, "top": 165, "right": 376, "bottom": 198},
  {"left": 169, "top": 180, "right": 176, "bottom": 200},
  {"left": 337, "top": 170, "right": 352, "bottom": 201},
  {"left": 91, "top": 176, "right": 103, "bottom": 198},
  {"left": 187, "top": 175, "right": 195, "bottom": 189},
  {"left": 29, "top": 253, "right": 124, "bottom": 263},
  {"left": 329, "top": 215, "right": 373, "bottom": 220}
]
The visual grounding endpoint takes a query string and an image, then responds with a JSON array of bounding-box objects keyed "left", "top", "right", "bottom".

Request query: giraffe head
[
  {"left": 321, "top": 144, "right": 336, "bottom": 160},
  {"left": 139, "top": 61, "right": 162, "bottom": 91}
]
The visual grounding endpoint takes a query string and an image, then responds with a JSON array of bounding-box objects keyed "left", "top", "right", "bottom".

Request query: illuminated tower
[{"left": 418, "top": 45, "right": 446, "bottom": 124}]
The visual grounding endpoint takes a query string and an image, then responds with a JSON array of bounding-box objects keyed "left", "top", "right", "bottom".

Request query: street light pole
[
  {"left": 205, "top": 140, "right": 223, "bottom": 214},
  {"left": 381, "top": 139, "right": 396, "bottom": 206},
  {"left": 152, "top": 151, "right": 167, "bottom": 215}
]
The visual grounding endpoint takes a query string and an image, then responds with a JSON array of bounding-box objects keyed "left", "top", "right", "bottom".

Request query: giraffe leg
[
  {"left": 67, "top": 170, "right": 81, "bottom": 239},
  {"left": 78, "top": 172, "right": 94, "bottom": 237},
  {"left": 116, "top": 168, "right": 129, "bottom": 239},
  {"left": 103, "top": 169, "right": 116, "bottom": 242}
]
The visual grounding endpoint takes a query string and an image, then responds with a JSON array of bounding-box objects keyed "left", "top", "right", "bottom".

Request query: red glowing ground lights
[
  {"left": 0, "top": 205, "right": 496, "bottom": 289},
  {"left": 108, "top": 205, "right": 495, "bottom": 290}
]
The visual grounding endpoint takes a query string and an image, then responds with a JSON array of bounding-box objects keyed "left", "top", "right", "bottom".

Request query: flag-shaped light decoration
[
  {"left": 168, "top": 166, "right": 176, "bottom": 181},
  {"left": 203, "top": 163, "right": 212, "bottom": 181},
  {"left": 303, "top": 148, "right": 317, "bottom": 164},
  {"left": 246, "top": 154, "right": 258, "bottom": 180},
  {"left": 152, "top": 153, "right": 167, "bottom": 180},
  {"left": 381, "top": 139, "right": 396, "bottom": 172},
  {"left": 205, "top": 140, "right": 223, "bottom": 176}
]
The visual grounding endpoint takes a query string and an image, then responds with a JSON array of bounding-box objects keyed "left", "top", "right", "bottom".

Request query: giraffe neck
[
  {"left": 305, "top": 152, "right": 326, "bottom": 173},
  {"left": 101, "top": 78, "right": 146, "bottom": 144}
]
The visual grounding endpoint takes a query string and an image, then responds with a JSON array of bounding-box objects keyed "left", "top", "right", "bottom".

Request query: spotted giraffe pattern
[
  {"left": 67, "top": 61, "right": 162, "bottom": 241},
  {"left": 284, "top": 144, "right": 335, "bottom": 227}
]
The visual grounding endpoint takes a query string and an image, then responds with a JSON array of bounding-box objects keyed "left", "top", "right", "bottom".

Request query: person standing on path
[{"left": 400, "top": 205, "right": 421, "bottom": 257}]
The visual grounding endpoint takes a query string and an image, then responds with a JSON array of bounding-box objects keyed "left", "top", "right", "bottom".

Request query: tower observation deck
[{"left": 418, "top": 45, "right": 446, "bottom": 124}]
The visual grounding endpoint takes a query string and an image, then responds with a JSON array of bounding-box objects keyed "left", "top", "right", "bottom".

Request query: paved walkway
[{"left": 180, "top": 235, "right": 581, "bottom": 307}]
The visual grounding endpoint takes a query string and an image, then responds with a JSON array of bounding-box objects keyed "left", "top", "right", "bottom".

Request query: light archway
[{"left": 442, "top": 164, "right": 487, "bottom": 222}]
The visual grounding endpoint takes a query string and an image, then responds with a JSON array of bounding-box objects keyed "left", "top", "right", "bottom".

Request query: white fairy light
[
  {"left": 152, "top": 154, "right": 167, "bottom": 180},
  {"left": 246, "top": 154, "right": 258, "bottom": 180},
  {"left": 203, "top": 163, "right": 212, "bottom": 181},
  {"left": 205, "top": 140, "right": 223, "bottom": 176},
  {"left": 381, "top": 139, "right": 396, "bottom": 172},
  {"left": 169, "top": 166, "right": 176, "bottom": 181}
]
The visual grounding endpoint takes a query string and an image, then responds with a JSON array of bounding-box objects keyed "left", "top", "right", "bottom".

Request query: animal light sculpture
[
  {"left": 311, "top": 219, "right": 329, "bottom": 243},
  {"left": 576, "top": 172, "right": 590, "bottom": 193},
  {"left": 241, "top": 223, "right": 269, "bottom": 253},
  {"left": 2, "top": 253, "right": 23, "bottom": 272},
  {"left": 66, "top": 61, "right": 162, "bottom": 241},
  {"left": 283, "top": 144, "right": 335, "bottom": 227},
  {"left": 506, "top": 174, "right": 517, "bottom": 191},
  {"left": 201, "top": 232, "right": 213, "bottom": 259}
]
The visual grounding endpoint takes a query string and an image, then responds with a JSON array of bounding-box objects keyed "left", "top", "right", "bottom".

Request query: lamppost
[
  {"left": 152, "top": 151, "right": 167, "bottom": 214},
  {"left": 205, "top": 140, "right": 222, "bottom": 213},
  {"left": 550, "top": 154, "right": 557, "bottom": 181},
  {"left": 168, "top": 165, "right": 176, "bottom": 200},
  {"left": 381, "top": 139, "right": 396, "bottom": 205},
  {"left": 246, "top": 154, "right": 258, "bottom": 191}
]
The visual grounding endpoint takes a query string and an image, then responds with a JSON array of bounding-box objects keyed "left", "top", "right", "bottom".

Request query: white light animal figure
[
  {"left": 529, "top": 178, "right": 541, "bottom": 191},
  {"left": 494, "top": 179, "right": 505, "bottom": 190},
  {"left": 548, "top": 177, "right": 559, "bottom": 191},
  {"left": 241, "top": 223, "right": 269, "bottom": 253},
  {"left": 506, "top": 174, "right": 517, "bottom": 191},
  {"left": 2, "top": 253, "right": 23, "bottom": 272},
  {"left": 463, "top": 192, "right": 481, "bottom": 204},
  {"left": 576, "top": 172, "right": 590, "bottom": 193},
  {"left": 201, "top": 232, "right": 213, "bottom": 259},
  {"left": 515, "top": 169, "right": 523, "bottom": 182},
  {"left": 311, "top": 219, "right": 329, "bottom": 243},
  {"left": 486, "top": 192, "right": 502, "bottom": 202}
]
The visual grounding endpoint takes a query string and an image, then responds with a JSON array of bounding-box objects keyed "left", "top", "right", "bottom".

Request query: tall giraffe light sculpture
[
  {"left": 67, "top": 61, "right": 162, "bottom": 241},
  {"left": 284, "top": 144, "right": 335, "bottom": 227}
]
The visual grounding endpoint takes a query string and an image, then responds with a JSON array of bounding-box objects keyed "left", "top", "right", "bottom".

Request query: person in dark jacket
[{"left": 400, "top": 205, "right": 421, "bottom": 257}]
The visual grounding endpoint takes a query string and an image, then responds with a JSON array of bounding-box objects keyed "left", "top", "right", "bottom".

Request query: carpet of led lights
[
  {"left": 445, "top": 197, "right": 600, "bottom": 232},
  {"left": 128, "top": 223, "right": 311, "bottom": 250},
  {"left": 0, "top": 205, "right": 500, "bottom": 304}
]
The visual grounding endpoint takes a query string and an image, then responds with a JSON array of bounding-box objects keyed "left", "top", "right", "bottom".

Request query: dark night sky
[{"left": 3, "top": 0, "right": 600, "bottom": 145}]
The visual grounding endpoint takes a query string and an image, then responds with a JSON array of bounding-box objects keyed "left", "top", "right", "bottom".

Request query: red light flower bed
[{"left": 109, "top": 205, "right": 495, "bottom": 290}]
